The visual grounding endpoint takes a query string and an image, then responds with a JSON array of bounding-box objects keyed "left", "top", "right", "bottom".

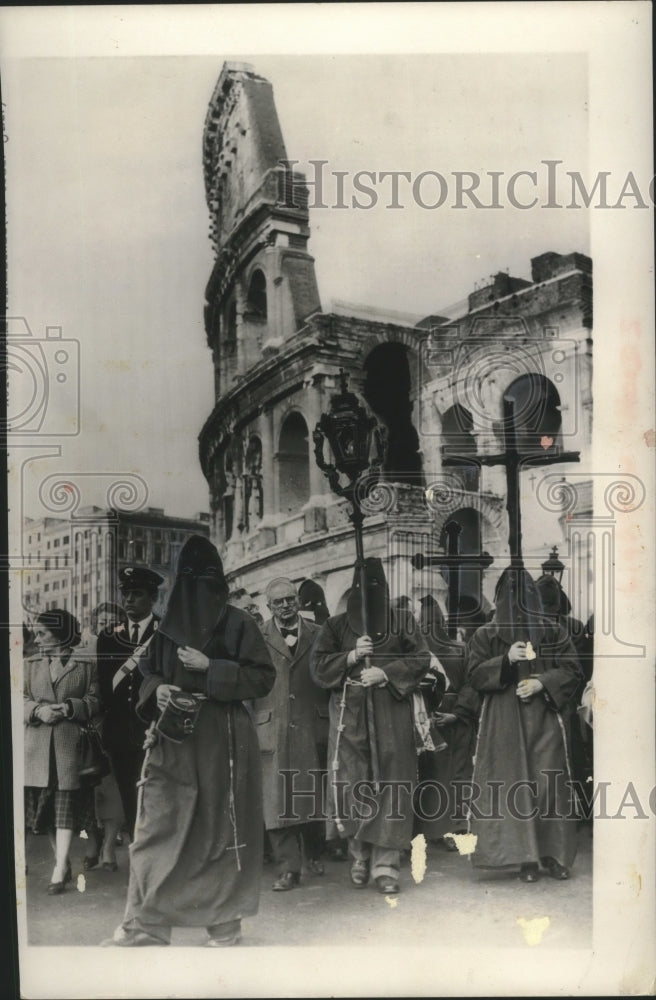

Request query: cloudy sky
[{"left": 7, "top": 46, "right": 589, "bottom": 521}]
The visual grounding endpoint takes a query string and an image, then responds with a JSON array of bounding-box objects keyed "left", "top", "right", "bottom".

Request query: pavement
[{"left": 23, "top": 825, "right": 592, "bottom": 950}]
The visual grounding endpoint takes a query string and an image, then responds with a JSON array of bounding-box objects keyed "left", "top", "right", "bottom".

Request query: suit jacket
[
  {"left": 96, "top": 615, "right": 160, "bottom": 752},
  {"left": 250, "top": 616, "right": 329, "bottom": 829},
  {"left": 24, "top": 651, "right": 100, "bottom": 790}
]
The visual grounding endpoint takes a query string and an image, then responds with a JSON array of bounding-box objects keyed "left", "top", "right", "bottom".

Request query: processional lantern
[{"left": 541, "top": 544, "right": 565, "bottom": 583}]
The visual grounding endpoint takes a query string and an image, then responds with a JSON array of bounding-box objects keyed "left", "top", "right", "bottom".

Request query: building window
[
  {"left": 503, "top": 373, "right": 563, "bottom": 456},
  {"left": 84, "top": 548, "right": 89, "bottom": 560},
  {"left": 82, "top": 594, "right": 89, "bottom": 608},
  {"left": 62, "top": 578, "right": 68, "bottom": 588},
  {"left": 63, "top": 535, "right": 69, "bottom": 545},
  {"left": 45, "top": 559, "right": 50, "bottom": 570},
  {"left": 246, "top": 269, "right": 267, "bottom": 318},
  {"left": 44, "top": 583, "right": 49, "bottom": 592},
  {"left": 278, "top": 412, "right": 310, "bottom": 515},
  {"left": 97, "top": 544, "right": 102, "bottom": 557},
  {"left": 75, "top": 551, "right": 79, "bottom": 564},
  {"left": 54, "top": 538, "right": 60, "bottom": 548},
  {"left": 118, "top": 540, "right": 127, "bottom": 560},
  {"left": 154, "top": 544, "right": 163, "bottom": 564},
  {"left": 62, "top": 598, "right": 67, "bottom": 610},
  {"left": 134, "top": 542, "right": 145, "bottom": 561},
  {"left": 224, "top": 300, "right": 237, "bottom": 356},
  {"left": 47, "top": 541, "right": 51, "bottom": 550},
  {"left": 53, "top": 582, "right": 59, "bottom": 591}
]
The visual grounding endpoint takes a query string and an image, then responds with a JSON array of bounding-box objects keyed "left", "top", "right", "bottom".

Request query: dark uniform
[{"left": 96, "top": 567, "right": 163, "bottom": 836}]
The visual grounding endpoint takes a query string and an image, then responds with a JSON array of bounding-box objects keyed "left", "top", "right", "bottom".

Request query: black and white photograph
[{"left": 2, "top": 3, "right": 654, "bottom": 997}]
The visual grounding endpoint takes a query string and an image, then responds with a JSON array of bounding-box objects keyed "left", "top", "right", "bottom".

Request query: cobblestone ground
[{"left": 22, "top": 825, "right": 592, "bottom": 950}]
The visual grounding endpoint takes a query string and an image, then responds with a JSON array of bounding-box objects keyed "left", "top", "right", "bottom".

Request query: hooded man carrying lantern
[
  {"left": 466, "top": 566, "right": 583, "bottom": 883},
  {"left": 104, "top": 536, "right": 275, "bottom": 948},
  {"left": 310, "top": 557, "right": 431, "bottom": 895}
]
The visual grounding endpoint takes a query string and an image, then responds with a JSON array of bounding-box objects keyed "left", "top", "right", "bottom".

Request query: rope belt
[{"left": 331, "top": 678, "right": 381, "bottom": 834}]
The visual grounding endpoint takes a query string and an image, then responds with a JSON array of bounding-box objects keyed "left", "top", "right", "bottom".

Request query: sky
[{"left": 5, "top": 51, "right": 589, "bottom": 521}]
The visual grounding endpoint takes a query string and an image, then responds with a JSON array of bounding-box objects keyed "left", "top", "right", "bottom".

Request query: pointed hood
[
  {"left": 158, "top": 535, "right": 229, "bottom": 651},
  {"left": 346, "top": 557, "right": 389, "bottom": 640},
  {"left": 492, "top": 567, "right": 546, "bottom": 648}
]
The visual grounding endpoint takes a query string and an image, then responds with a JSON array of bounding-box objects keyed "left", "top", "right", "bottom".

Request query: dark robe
[
  {"left": 415, "top": 629, "right": 480, "bottom": 839},
  {"left": 310, "top": 608, "right": 431, "bottom": 850},
  {"left": 467, "top": 620, "right": 582, "bottom": 870},
  {"left": 122, "top": 605, "right": 275, "bottom": 930}
]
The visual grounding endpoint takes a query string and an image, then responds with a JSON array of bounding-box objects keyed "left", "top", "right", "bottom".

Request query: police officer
[{"left": 96, "top": 566, "right": 164, "bottom": 838}]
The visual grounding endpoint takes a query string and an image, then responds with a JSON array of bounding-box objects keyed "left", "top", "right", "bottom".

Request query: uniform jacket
[
  {"left": 24, "top": 651, "right": 100, "bottom": 790},
  {"left": 250, "top": 616, "right": 329, "bottom": 829},
  {"left": 96, "top": 615, "right": 160, "bottom": 752}
]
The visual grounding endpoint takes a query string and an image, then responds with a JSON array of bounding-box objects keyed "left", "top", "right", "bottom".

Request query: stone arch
[
  {"left": 246, "top": 268, "right": 267, "bottom": 319},
  {"left": 441, "top": 403, "right": 479, "bottom": 492},
  {"left": 278, "top": 411, "right": 310, "bottom": 515},
  {"left": 504, "top": 373, "right": 563, "bottom": 455},
  {"left": 363, "top": 341, "right": 423, "bottom": 485}
]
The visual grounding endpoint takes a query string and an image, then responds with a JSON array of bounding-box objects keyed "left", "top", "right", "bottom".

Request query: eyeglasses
[{"left": 269, "top": 596, "right": 298, "bottom": 608}]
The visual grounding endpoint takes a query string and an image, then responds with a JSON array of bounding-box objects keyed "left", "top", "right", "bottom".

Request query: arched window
[
  {"left": 442, "top": 404, "right": 479, "bottom": 492},
  {"left": 363, "top": 342, "right": 423, "bottom": 484},
  {"left": 278, "top": 412, "right": 310, "bottom": 514},
  {"left": 246, "top": 269, "right": 267, "bottom": 319},
  {"left": 504, "top": 374, "right": 562, "bottom": 456},
  {"left": 438, "top": 508, "right": 485, "bottom": 638}
]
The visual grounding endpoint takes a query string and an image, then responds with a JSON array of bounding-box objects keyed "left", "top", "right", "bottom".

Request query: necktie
[{"left": 131, "top": 623, "right": 140, "bottom": 645}]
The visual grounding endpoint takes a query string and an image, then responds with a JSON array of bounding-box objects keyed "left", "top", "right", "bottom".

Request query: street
[{"left": 22, "top": 826, "right": 592, "bottom": 950}]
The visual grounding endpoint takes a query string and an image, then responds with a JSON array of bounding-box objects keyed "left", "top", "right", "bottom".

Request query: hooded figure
[
  {"left": 310, "top": 558, "right": 431, "bottom": 895},
  {"left": 107, "top": 536, "right": 275, "bottom": 948},
  {"left": 466, "top": 566, "right": 582, "bottom": 882},
  {"left": 298, "top": 579, "right": 331, "bottom": 626},
  {"left": 414, "top": 597, "right": 480, "bottom": 846}
]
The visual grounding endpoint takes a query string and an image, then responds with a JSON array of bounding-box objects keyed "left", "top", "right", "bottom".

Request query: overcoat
[
  {"left": 24, "top": 652, "right": 101, "bottom": 790},
  {"left": 250, "top": 617, "right": 329, "bottom": 829}
]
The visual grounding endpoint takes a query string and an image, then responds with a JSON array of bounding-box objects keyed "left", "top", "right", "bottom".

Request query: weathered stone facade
[{"left": 199, "top": 62, "right": 593, "bottom": 624}]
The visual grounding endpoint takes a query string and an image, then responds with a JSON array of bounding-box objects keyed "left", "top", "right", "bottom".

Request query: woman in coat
[
  {"left": 310, "top": 558, "right": 431, "bottom": 895},
  {"left": 106, "top": 536, "right": 276, "bottom": 948},
  {"left": 24, "top": 609, "right": 101, "bottom": 894}
]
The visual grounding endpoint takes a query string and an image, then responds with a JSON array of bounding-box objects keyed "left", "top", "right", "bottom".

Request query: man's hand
[
  {"left": 434, "top": 712, "right": 457, "bottom": 726},
  {"left": 350, "top": 635, "right": 374, "bottom": 665},
  {"left": 360, "top": 666, "right": 388, "bottom": 688},
  {"left": 156, "top": 684, "right": 182, "bottom": 712},
  {"left": 177, "top": 647, "right": 210, "bottom": 672},
  {"left": 516, "top": 677, "right": 544, "bottom": 702},
  {"left": 508, "top": 641, "right": 528, "bottom": 664}
]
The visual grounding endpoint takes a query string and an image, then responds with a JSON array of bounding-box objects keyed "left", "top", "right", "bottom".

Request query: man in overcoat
[
  {"left": 251, "top": 577, "right": 329, "bottom": 891},
  {"left": 96, "top": 565, "right": 163, "bottom": 836}
]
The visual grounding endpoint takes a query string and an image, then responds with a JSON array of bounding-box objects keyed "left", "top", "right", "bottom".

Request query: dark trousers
[
  {"left": 111, "top": 748, "right": 144, "bottom": 838},
  {"left": 268, "top": 823, "right": 324, "bottom": 875}
]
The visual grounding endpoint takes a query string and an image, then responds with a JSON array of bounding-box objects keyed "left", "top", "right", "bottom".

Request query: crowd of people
[{"left": 23, "top": 536, "right": 594, "bottom": 946}]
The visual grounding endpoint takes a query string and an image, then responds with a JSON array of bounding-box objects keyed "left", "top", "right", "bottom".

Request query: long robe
[
  {"left": 122, "top": 606, "right": 275, "bottom": 930},
  {"left": 310, "top": 609, "right": 430, "bottom": 850},
  {"left": 467, "top": 622, "right": 581, "bottom": 870},
  {"left": 415, "top": 635, "right": 480, "bottom": 839}
]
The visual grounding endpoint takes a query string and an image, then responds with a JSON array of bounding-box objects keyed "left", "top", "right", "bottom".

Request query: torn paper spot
[
  {"left": 79, "top": 829, "right": 88, "bottom": 840},
  {"left": 410, "top": 833, "right": 427, "bottom": 884},
  {"left": 525, "top": 641, "right": 536, "bottom": 661},
  {"left": 77, "top": 873, "right": 86, "bottom": 893},
  {"left": 517, "top": 916, "right": 550, "bottom": 946},
  {"left": 446, "top": 832, "right": 477, "bottom": 856},
  {"left": 385, "top": 896, "right": 398, "bottom": 908}
]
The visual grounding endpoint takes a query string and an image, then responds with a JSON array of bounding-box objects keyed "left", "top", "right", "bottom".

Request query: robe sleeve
[
  {"left": 310, "top": 617, "right": 354, "bottom": 689},
  {"left": 379, "top": 613, "right": 432, "bottom": 700},
  {"left": 204, "top": 615, "right": 276, "bottom": 702},
  {"left": 453, "top": 682, "right": 481, "bottom": 723},
  {"left": 467, "top": 627, "right": 514, "bottom": 692},
  {"left": 537, "top": 627, "right": 583, "bottom": 711}
]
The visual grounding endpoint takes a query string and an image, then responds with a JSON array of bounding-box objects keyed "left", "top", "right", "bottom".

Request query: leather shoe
[
  {"left": 272, "top": 871, "right": 300, "bottom": 891},
  {"left": 101, "top": 927, "right": 169, "bottom": 947},
  {"left": 541, "top": 856, "right": 570, "bottom": 880},
  {"left": 307, "top": 859, "right": 325, "bottom": 876},
  {"left": 82, "top": 855, "right": 99, "bottom": 871},
  {"left": 519, "top": 863, "right": 540, "bottom": 883},
  {"left": 350, "top": 860, "right": 370, "bottom": 887},
  {"left": 375, "top": 875, "right": 399, "bottom": 895},
  {"left": 47, "top": 881, "right": 66, "bottom": 895}
]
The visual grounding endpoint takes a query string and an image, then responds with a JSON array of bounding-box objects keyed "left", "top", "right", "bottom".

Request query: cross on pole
[{"left": 443, "top": 395, "right": 580, "bottom": 565}]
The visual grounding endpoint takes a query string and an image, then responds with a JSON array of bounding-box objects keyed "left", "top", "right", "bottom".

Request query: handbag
[
  {"left": 156, "top": 690, "right": 205, "bottom": 744},
  {"left": 77, "top": 721, "right": 111, "bottom": 786}
]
